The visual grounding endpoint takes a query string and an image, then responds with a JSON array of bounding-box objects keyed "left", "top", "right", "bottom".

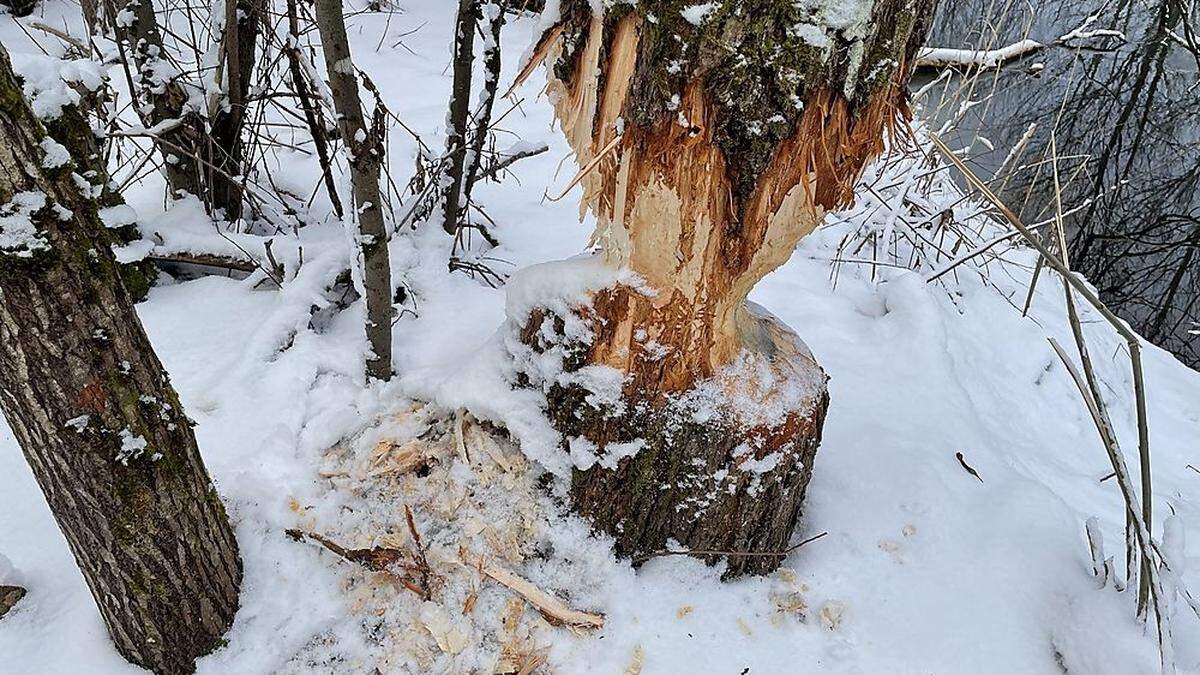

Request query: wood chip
[{"left": 624, "top": 645, "right": 644, "bottom": 675}]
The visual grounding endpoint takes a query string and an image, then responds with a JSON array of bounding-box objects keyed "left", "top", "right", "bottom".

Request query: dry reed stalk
[{"left": 931, "top": 131, "right": 1171, "bottom": 671}]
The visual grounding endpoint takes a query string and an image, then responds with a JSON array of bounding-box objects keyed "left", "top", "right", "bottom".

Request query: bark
[
  {"left": 0, "top": 47, "right": 241, "bottom": 674},
  {"left": 440, "top": 0, "right": 477, "bottom": 234},
  {"left": 0, "top": 0, "right": 36, "bottom": 17},
  {"left": 0, "top": 585, "right": 25, "bottom": 619},
  {"left": 314, "top": 0, "right": 394, "bottom": 380},
  {"left": 516, "top": 0, "right": 936, "bottom": 576}
]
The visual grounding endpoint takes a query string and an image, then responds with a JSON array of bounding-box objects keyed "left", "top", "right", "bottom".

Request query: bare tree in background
[
  {"left": 440, "top": 0, "right": 478, "bottom": 235},
  {"left": 204, "top": 0, "right": 262, "bottom": 222},
  {"left": 106, "top": 0, "right": 207, "bottom": 201},
  {"left": 314, "top": 0, "right": 394, "bottom": 380},
  {"left": 0, "top": 46, "right": 241, "bottom": 674},
  {"left": 103, "top": 0, "right": 261, "bottom": 222}
]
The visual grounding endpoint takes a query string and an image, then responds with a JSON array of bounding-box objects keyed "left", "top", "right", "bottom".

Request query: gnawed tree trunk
[
  {"left": 515, "top": 0, "right": 935, "bottom": 577},
  {"left": 0, "top": 47, "right": 241, "bottom": 673},
  {"left": 314, "top": 0, "right": 394, "bottom": 380}
]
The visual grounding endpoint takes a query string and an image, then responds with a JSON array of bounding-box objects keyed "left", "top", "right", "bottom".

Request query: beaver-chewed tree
[
  {"left": 0, "top": 47, "right": 241, "bottom": 673},
  {"left": 512, "top": 1, "right": 936, "bottom": 576}
]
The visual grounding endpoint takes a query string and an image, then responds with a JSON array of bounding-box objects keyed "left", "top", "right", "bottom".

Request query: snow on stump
[{"left": 507, "top": 262, "right": 828, "bottom": 578}]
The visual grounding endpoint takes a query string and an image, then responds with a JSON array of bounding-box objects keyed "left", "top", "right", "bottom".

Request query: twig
[
  {"left": 916, "top": 39, "right": 1044, "bottom": 69},
  {"left": 955, "top": 452, "right": 983, "bottom": 482},
  {"left": 465, "top": 552, "right": 606, "bottom": 629},
  {"left": 632, "top": 531, "right": 829, "bottom": 563},
  {"left": 544, "top": 134, "right": 621, "bottom": 202},
  {"left": 477, "top": 143, "right": 549, "bottom": 182},
  {"left": 286, "top": 528, "right": 428, "bottom": 598}
]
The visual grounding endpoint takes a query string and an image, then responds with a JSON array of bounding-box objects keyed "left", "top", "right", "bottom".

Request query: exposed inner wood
[{"left": 545, "top": 14, "right": 904, "bottom": 397}]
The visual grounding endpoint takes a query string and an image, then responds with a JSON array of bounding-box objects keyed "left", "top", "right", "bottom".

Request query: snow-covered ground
[{"left": 1, "top": 1, "right": 1199, "bottom": 673}]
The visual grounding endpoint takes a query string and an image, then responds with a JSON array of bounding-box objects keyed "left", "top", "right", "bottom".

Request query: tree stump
[
  {"left": 508, "top": 1, "right": 934, "bottom": 576},
  {"left": 518, "top": 294, "right": 828, "bottom": 577}
]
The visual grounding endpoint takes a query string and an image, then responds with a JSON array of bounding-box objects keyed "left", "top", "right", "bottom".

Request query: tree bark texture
[
  {"left": 0, "top": 585, "right": 25, "bottom": 619},
  {"left": 314, "top": 0, "right": 394, "bottom": 380},
  {"left": 515, "top": 0, "right": 936, "bottom": 576},
  {"left": 0, "top": 48, "right": 241, "bottom": 674}
]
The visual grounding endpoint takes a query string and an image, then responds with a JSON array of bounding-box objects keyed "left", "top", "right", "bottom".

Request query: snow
[
  {"left": 0, "top": 191, "right": 51, "bottom": 257},
  {"left": 0, "top": 552, "right": 22, "bottom": 587},
  {"left": 1, "top": 1, "right": 1199, "bottom": 674},
  {"left": 115, "top": 429, "right": 150, "bottom": 465},
  {"left": 38, "top": 137, "right": 71, "bottom": 169},
  {"left": 680, "top": 3, "right": 718, "bottom": 26},
  {"left": 917, "top": 39, "right": 1046, "bottom": 68},
  {"left": 9, "top": 51, "right": 106, "bottom": 119},
  {"left": 98, "top": 204, "right": 138, "bottom": 228}
]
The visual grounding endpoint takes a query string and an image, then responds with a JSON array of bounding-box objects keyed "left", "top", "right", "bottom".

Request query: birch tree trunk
[
  {"left": 314, "top": 0, "right": 394, "bottom": 380},
  {"left": 518, "top": 0, "right": 936, "bottom": 576},
  {"left": 0, "top": 47, "right": 241, "bottom": 673}
]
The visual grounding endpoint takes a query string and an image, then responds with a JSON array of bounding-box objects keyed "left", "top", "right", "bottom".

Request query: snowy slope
[{"left": 1, "top": 1, "right": 1199, "bottom": 674}]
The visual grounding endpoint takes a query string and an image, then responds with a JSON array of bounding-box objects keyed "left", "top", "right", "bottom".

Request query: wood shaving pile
[{"left": 281, "top": 402, "right": 604, "bottom": 674}]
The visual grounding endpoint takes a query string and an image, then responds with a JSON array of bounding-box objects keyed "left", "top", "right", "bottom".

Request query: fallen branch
[
  {"left": 916, "top": 39, "right": 1044, "bottom": 69},
  {"left": 464, "top": 552, "right": 606, "bottom": 629},
  {"left": 286, "top": 528, "right": 430, "bottom": 598},
  {"left": 477, "top": 143, "right": 550, "bottom": 183},
  {"left": 26, "top": 21, "right": 88, "bottom": 52},
  {"left": 147, "top": 253, "right": 258, "bottom": 274}
]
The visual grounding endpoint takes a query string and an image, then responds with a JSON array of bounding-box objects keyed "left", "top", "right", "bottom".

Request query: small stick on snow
[
  {"left": 454, "top": 409, "right": 470, "bottom": 464},
  {"left": 955, "top": 452, "right": 983, "bottom": 482},
  {"left": 464, "top": 552, "right": 606, "bottom": 629},
  {"left": 632, "top": 531, "right": 829, "bottom": 563}
]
